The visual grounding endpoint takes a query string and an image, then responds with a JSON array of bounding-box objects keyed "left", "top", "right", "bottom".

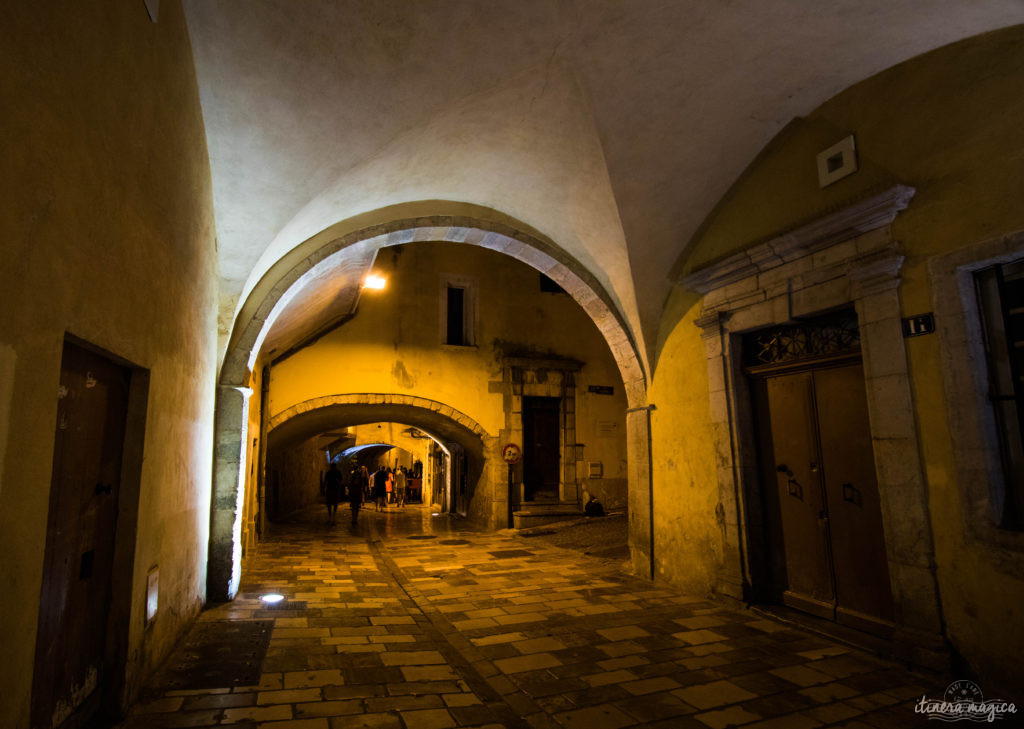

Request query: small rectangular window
[
  {"left": 446, "top": 286, "right": 465, "bottom": 346},
  {"left": 976, "top": 260, "right": 1024, "bottom": 529}
]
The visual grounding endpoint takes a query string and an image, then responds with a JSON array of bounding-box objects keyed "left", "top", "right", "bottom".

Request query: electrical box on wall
[
  {"left": 817, "top": 135, "right": 857, "bottom": 187},
  {"left": 588, "top": 461, "right": 603, "bottom": 478}
]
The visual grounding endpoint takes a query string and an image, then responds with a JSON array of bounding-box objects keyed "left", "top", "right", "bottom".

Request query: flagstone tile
[{"left": 118, "top": 506, "right": 945, "bottom": 729}]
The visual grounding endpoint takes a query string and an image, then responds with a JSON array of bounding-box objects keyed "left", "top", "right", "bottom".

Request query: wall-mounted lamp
[{"left": 363, "top": 274, "right": 387, "bottom": 290}]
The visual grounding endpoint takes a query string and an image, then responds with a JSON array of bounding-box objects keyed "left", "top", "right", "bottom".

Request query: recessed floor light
[{"left": 260, "top": 593, "right": 285, "bottom": 604}]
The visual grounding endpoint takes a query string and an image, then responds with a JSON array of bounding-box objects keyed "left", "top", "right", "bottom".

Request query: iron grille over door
[{"left": 743, "top": 310, "right": 860, "bottom": 369}]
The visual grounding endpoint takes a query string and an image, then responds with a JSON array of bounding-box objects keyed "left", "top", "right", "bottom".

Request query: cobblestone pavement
[
  {"left": 122, "top": 504, "right": 941, "bottom": 729},
  {"left": 517, "top": 513, "right": 630, "bottom": 564}
]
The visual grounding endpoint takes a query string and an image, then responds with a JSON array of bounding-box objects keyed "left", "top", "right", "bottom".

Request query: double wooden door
[
  {"left": 32, "top": 342, "right": 131, "bottom": 729},
  {"left": 753, "top": 360, "right": 894, "bottom": 633}
]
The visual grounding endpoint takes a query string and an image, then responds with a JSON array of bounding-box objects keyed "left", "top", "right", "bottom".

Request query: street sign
[{"left": 501, "top": 443, "right": 521, "bottom": 464}]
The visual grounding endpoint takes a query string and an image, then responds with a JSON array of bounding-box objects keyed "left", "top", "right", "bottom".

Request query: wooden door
[
  {"left": 32, "top": 342, "right": 131, "bottom": 729},
  {"left": 756, "top": 361, "right": 894, "bottom": 632},
  {"left": 522, "top": 396, "right": 560, "bottom": 501},
  {"left": 814, "top": 364, "right": 894, "bottom": 629},
  {"left": 764, "top": 373, "right": 836, "bottom": 618}
]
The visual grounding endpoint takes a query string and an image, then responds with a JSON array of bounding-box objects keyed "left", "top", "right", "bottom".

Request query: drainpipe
[{"left": 627, "top": 403, "right": 657, "bottom": 580}]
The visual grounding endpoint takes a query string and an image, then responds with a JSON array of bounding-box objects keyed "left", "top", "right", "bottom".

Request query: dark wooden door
[
  {"left": 523, "top": 396, "right": 560, "bottom": 501},
  {"left": 814, "top": 364, "right": 894, "bottom": 630},
  {"left": 765, "top": 372, "right": 836, "bottom": 618},
  {"left": 32, "top": 342, "right": 130, "bottom": 729},
  {"left": 756, "top": 361, "right": 893, "bottom": 632}
]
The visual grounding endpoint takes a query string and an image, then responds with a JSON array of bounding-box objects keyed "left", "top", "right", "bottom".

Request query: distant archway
[
  {"left": 208, "top": 210, "right": 651, "bottom": 601},
  {"left": 267, "top": 395, "right": 492, "bottom": 523},
  {"left": 222, "top": 212, "right": 646, "bottom": 397},
  {"left": 269, "top": 394, "right": 489, "bottom": 444}
]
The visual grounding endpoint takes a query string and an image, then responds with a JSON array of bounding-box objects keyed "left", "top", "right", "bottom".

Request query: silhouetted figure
[
  {"left": 395, "top": 466, "right": 407, "bottom": 508},
  {"left": 584, "top": 496, "right": 605, "bottom": 517},
  {"left": 360, "top": 466, "right": 371, "bottom": 509},
  {"left": 324, "top": 463, "right": 343, "bottom": 525},
  {"left": 348, "top": 466, "right": 364, "bottom": 525},
  {"left": 372, "top": 467, "right": 388, "bottom": 511}
]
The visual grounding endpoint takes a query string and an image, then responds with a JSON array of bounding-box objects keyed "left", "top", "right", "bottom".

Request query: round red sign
[{"left": 501, "top": 443, "right": 522, "bottom": 464}]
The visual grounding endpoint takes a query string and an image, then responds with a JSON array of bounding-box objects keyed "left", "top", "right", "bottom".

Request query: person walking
[
  {"left": 359, "top": 466, "right": 371, "bottom": 503},
  {"left": 348, "top": 465, "right": 364, "bottom": 526},
  {"left": 372, "top": 466, "right": 388, "bottom": 511},
  {"left": 324, "top": 462, "right": 343, "bottom": 525},
  {"left": 395, "top": 466, "right": 407, "bottom": 508}
]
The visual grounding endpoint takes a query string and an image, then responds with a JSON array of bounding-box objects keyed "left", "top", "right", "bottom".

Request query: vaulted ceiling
[{"left": 183, "top": 1, "right": 1024, "bottom": 372}]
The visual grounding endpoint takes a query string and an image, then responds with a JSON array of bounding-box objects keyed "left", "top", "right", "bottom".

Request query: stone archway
[
  {"left": 222, "top": 214, "right": 646, "bottom": 398},
  {"left": 267, "top": 394, "right": 494, "bottom": 523},
  {"left": 208, "top": 212, "right": 652, "bottom": 601}
]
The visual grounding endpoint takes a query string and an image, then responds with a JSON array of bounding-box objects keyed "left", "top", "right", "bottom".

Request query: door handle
[
  {"left": 776, "top": 465, "right": 803, "bottom": 501},
  {"left": 842, "top": 482, "right": 862, "bottom": 507}
]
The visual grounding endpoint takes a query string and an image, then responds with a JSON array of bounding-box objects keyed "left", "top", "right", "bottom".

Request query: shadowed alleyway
[{"left": 122, "top": 506, "right": 941, "bottom": 729}]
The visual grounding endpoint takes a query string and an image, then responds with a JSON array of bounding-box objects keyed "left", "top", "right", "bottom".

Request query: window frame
[
  {"left": 931, "top": 231, "right": 1024, "bottom": 555},
  {"left": 438, "top": 273, "right": 477, "bottom": 348},
  {"left": 974, "top": 262, "right": 1024, "bottom": 529}
]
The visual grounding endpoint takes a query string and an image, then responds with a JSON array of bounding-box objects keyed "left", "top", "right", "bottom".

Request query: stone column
[
  {"left": 849, "top": 257, "right": 946, "bottom": 666},
  {"left": 207, "top": 383, "right": 253, "bottom": 603},
  {"left": 626, "top": 405, "right": 654, "bottom": 579}
]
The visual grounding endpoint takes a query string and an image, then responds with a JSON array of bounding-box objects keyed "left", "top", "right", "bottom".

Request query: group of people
[{"left": 323, "top": 462, "right": 411, "bottom": 525}]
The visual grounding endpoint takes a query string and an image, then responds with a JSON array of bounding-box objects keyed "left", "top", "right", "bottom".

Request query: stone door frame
[
  {"left": 500, "top": 356, "right": 582, "bottom": 510},
  {"left": 681, "top": 185, "right": 947, "bottom": 668}
]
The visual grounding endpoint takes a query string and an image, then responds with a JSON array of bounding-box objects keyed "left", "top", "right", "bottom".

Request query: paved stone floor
[{"left": 122, "top": 504, "right": 943, "bottom": 729}]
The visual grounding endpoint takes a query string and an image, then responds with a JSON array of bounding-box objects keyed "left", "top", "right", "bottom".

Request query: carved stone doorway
[{"left": 745, "top": 314, "right": 894, "bottom": 635}]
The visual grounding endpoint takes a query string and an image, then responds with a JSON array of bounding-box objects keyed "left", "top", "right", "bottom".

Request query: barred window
[{"left": 976, "top": 260, "right": 1024, "bottom": 530}]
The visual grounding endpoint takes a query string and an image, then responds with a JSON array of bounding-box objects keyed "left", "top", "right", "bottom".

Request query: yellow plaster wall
[
  {"left": 268, "top": 242, "right": 629, "bottom": 514},
  {"left": 0, "top": 3, "right": 217, "bottom": 726},
  {"left": 648, "top": 290, "right": 721, "bottom": 593},
  {"left": 658, "top": 25, "right": 1024, "bottom": 687}
]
